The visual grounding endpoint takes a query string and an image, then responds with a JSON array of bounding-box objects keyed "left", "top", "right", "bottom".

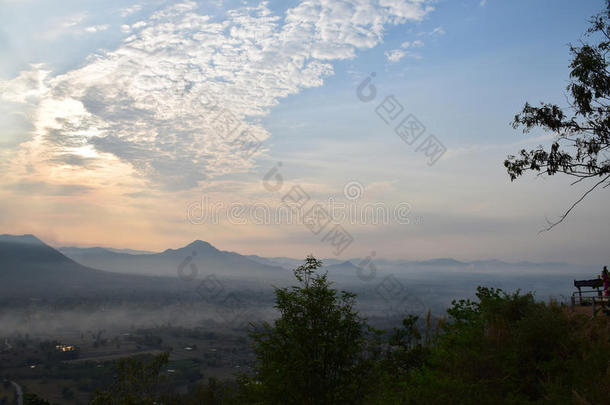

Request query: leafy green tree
[
  {"left": 245, "top": 256, "right": 379, "bottom": 405},
  {"left": 505, "top": 2, "right": 610, "bottom": 229},
  {"left": 385, "top": 315, "right": 429, "bottom": 375}
]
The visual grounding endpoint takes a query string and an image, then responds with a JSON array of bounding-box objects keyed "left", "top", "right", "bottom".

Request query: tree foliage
[
  {"left": 384, "top": 287, "right": 610, "bottom": 404},
  {"left": 505, "top": 2, "right": 610, "bottom": 229},
  {"left": 245, "top": 255, "right": 379, "bottom": 405}
]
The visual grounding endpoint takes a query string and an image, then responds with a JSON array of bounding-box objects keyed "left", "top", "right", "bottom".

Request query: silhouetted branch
[{"left": 539, "top": 174, "right": 610, "bottom": 232}]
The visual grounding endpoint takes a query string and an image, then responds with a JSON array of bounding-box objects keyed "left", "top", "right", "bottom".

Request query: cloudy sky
[{"left": 0, "top": 0, "right": 608, "bottom": 264}]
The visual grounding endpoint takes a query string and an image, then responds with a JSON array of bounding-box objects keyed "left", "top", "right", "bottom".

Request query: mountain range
[
  {"left": 58, "top": 240, "right": 288, "bottom": 280},
  {"left": 0, "top": 233, "right": 595, "bottom": 302},
  {"left": 0, "top": 234, "right": 187, "bottom": 299}
]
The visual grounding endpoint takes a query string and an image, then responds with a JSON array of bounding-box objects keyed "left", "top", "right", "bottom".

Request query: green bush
[{"left": 380, "top": 287, "right": 610, "bottom": 404}]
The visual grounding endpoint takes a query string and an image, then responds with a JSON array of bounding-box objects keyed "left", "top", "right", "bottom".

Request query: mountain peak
[
  {"left": 326, "top": 260, "right": 359, "bottom": 270},
  {"left": 0, "top": 234, "right": 45, "bottom": 245},
  {"left": 185, "top": 240, "right": 216, "bottom": 250}
]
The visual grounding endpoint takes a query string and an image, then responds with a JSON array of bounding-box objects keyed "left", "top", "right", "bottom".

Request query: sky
[{"left": 0, "top": 0, "right": 608, "bottom": 265}]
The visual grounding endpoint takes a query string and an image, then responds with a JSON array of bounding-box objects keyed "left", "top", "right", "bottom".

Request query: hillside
[
  {"left": 58, "top": 240, "right": 289, "bottom": 280},
  {"left": 0, "top": 235, "right": 185, "bottom": 299}
]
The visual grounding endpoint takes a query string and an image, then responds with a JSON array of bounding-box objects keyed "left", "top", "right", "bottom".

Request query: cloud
[
  {"left": 2, "top": 0, "right": 434, "bottom": 191},
  {"left": 432, "top": 26, "right": 445, "bottom": 35},
  {"left": 48, "top": 153, "right": 99, "bottom": 169},
  {"left": 40, "top": 13, "right": 89, "bottom": 40},
  {"left": 385, "top": 39, "right": 424, "bottom": 62},
  {"left": 401, "top": 39, "right": 423, "bottom": 48},
  {"left": 388, "top": 39, "right": 425, "bottom": 61},
  {"left": 84, "top": 25, "right": 109, "bottom": 33},
  {"left": 0, "top": 67, "right": 49, "bottom": 103},
  {"left": 385, "top": 49, "right": 406, "bottom": 62},
  {"left": 60, "top": 14, "right": 87, "bottom": 28},
  {"left": 120, "top": 4, "right": 142, "bottom": 18},
  {"left": 4, "top": 180, "right": 93, "bottom": 196}
]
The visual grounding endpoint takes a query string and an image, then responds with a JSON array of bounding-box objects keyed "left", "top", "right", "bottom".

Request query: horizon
[{"left": 1, "top": 232, "right": 581, "bottom": 266}]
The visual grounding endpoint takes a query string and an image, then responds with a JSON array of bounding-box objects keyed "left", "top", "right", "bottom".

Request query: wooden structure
[
  {"left": 572, "top": 278, "right": 609, "bottom": 315},
  {"left": 572, "top": 278, "right": 603, "bottom": 306}
]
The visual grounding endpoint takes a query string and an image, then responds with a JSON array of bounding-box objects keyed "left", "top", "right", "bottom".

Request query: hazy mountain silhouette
[
  {"left": 58, "top": 240, "right": 576, "bottom": 278},
  {"left": 245, "top": 255, "right": 345, "bottom": 269},
  {"left": 1, "top": 234, "right": 592, "bottom": 306},
  {"left": 0, "top": 234, "right": 184, "bottom": 298},
  {"left": 59, "top": 240, "right": 288, "bottom": 280},
  {"left": 413, "top": 258, "right": 466, "bottom": 266},
  {"left": 60, "top": 246, "right": 156, "bottom": 256},
  {"left": 324, "top": 260, "right": 361, "bottom": 274}
]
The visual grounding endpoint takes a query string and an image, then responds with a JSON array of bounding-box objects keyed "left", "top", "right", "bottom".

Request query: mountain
[
  {"left": 414, "top": 258, "right": 466, "bottom": 267},
  {"left": 0, "top": 234, "right": 90, "bottom": 272},
  {"left": 59, "top": 240, "right": 289, "bottom": 280},
  {"left": 323, "top": 261, "right": 365, "bottom": 280},
  {"left": 59, "top": 246, "right": 156, "bottom": 256},
  {"left": 0, "top": 234, "right": 183, "bottom": 299},
  {"left": 245, "top": 255, "right": 346, "bottom": 269}
]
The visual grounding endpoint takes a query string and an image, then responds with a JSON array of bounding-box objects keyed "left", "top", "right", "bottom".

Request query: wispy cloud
[
  {"left": 84, "top": 24, "right": 109, "bottom": 33},
  {"left": 41, "top": 13, "right": 88, "bottom": 40},
  {"left": 5, "top": 180, "right": 93, "bottom": 196},
  {"left": 432, "top": 26, "right": 445, "bottom": 35},
  {"left": 385, "top": 49, "right": 407, "bottom": 62},
  {"left": 401, "top": 39, "right": 424, "bottom": 48},
  {"left": 386, "top": 39, "right": 425, "bottom": 62},
  {"left": 119, "top": 4, "right": 142, "bottom": 18}
]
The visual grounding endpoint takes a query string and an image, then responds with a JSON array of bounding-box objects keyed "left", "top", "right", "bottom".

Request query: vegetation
[
  {"left": 13, "top": 256, "right": 610, "bottom": 404},
  {"left": 372, "top": 287, "right": 610, "bottom": 404},
  {"left": 244, "top": 256, "right": 380, "bottom": 405},
  {"left": 505, "top": 2, "right": 610, "bottom": 229}
]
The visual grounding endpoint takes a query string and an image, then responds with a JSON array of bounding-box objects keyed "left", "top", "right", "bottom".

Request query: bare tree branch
[{"left": 539, "top": 174, "right": 610, "bottom": 232}]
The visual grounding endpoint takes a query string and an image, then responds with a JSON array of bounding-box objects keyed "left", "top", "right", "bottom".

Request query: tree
[
  {"left": 399, "top": 287, "right": 610, "bottom": 404},
  {"left": 505, "top": 2, "right": 610, "bottom": 230},
  {"left": 245, "top": 256, "right": 379, "bottom": 405}
]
